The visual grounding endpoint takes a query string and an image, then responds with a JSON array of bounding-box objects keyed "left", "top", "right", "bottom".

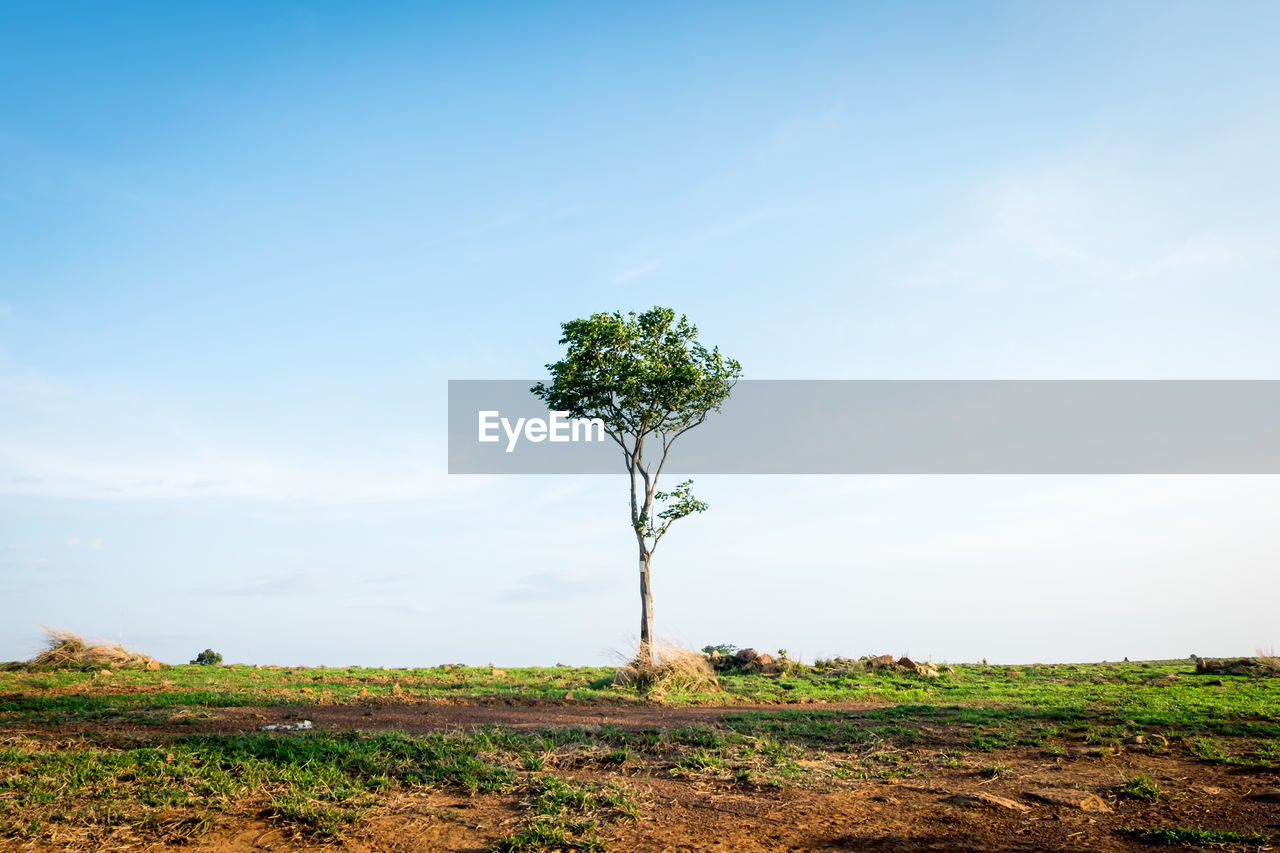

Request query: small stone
[
  {"left": 391, "top": 682, "right": 403, "bottom": 696},
  {"left": 1125, "top": 735, "right": 1146, "bottom": 745},
  {"left": 1247, "top": 788, "right": 1280, "bottom": 803},
  {"left": 563, "top": 691, "right": 573, "bottom": 700},
  {"left": 491, "top": 668, "right": 506, "bottom": 678},
  {"left": 897, "top": 656, "right": 916, "bottom": 669},
  {"left": 146, "top": 659, "right": 161, "bottom": 671},
  {"left": 1026, "top": 789, "right": 1112, "bottom": 812},
  {"left": 948, "top": 792, "right": 1031, "bottom": 812}
]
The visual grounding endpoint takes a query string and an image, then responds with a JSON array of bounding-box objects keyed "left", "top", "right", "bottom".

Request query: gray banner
[{"left": 448, "top": 380, "right": 1280, "bottom": 474}]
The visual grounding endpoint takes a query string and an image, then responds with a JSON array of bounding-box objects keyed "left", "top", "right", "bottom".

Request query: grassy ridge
[
  {"left": 3, "top": 658, "right": 1279, "bottom": 724},
  {"left": 2, "top": 658, "right": 1279, "bottom": 849}
]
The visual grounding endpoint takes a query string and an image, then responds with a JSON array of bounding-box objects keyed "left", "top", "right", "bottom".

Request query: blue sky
[{"left": 2, "top": 1, "right": 1278, "bottom": 665}]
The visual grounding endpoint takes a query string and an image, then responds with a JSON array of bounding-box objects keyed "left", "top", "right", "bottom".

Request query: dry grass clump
[
  {"left": 1255, "top": 649, "right": 1280, "bottom": 675},
  {"left": 24, "top": 629, "right": 155, "bottom": 670},
  {"left": 613, "top": 642, "right": 719, "bottom": 695}
]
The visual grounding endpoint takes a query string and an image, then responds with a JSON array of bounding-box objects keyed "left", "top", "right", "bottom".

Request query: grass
[
  {"left": 3, "top": 657, "right": 1280, "bottom": 847},
  {"left": 0, "top": 730, "right": 518, "bottom": 841},
  {"left": 1122, "top": 826, "right": 1280, "bottom": 846},
  {"left": 978, "top": 761, "right": 1014, "bottom": 780},
  {"left": 493, "top": 776, "right": 637, "bottom": 852},
  {"left": 1117, "top": 774, "right": 1163, "bottom": 801}
]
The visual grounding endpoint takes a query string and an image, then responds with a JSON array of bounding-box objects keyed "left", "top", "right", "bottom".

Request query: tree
[
  {"left": 532, "top": 307, "right": 741, "bottom": 664},
  {"left": 190, "top": 648, "right": 222, "bottom": 666}
]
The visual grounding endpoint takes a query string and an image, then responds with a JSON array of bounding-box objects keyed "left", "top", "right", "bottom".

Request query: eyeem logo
[{"left": 478, "top": 410, "right": 607, "bottom": 453}]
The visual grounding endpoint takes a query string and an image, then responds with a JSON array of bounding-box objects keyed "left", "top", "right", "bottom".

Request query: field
[{"left": 2, "top": 656, "right": 1279, "bottom": 851}]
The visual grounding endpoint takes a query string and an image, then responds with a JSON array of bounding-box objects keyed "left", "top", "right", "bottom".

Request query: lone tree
[{"left": 532, "top": 307, "right": 741, "bottom": 664}]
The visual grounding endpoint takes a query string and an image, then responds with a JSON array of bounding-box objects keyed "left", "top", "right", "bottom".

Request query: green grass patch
[
  {"left": 1122, "top": 826, "right": 1279, "bottom": 846},
  {"left": 493, "top": 776, "right": 636, "bottom": 852},
  {"left": 0, "top": 729, "right": 517, "bottom": 842},
  {"left": 1117, "top": 774, "right": 1163, "bottom": 802}
]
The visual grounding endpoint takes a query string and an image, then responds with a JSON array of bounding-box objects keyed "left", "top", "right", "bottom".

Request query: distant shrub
[
  {"left": 191, "top": 649, "right": 223, "bottom": 666},
  {"left": 701, "top": 643, "right": 737, "bottom": 657}
]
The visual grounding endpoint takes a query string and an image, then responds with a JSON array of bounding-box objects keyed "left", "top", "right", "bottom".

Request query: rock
[
  {"left": 735, "top": 648, "right": 760, "bottom": 664},
  {"left": 261, "top": 720, "right": 312, "bottom": 732},
  {"left": 391, "top": 682, "right": 403, "bottom": 697},
  {"left": 947, "top": 792, "right": 1031, "bottom": 812},
  {"left": 1026, "top": 789, "right": 1113, "bottom": 812},
  {"left": 897, "top": 656, "right": 915, "bottom": 669},
  {"left": 758, "top": 653, "right": 774, "bottom": 666},
  {"left": 563, "top": 691, "right": 573, "bottom": 700},
  {"left": 944, "top": 666, "right": 956, "bottom": 675},
  {"left": 146, "top": 659, "right": 161, "bottom": 670},
  {"left": 867, "top": 654, "right": 895, "bottom": 670},
  {"left": 1006, "top": 669, "right": 1023, "bottom": 679},
  {"left": 1125, "top": 735, "right": 1146, "bottom": 745},
  {"left": 1197, "top": 656, "right": 1269, "bottom": 676},
  {"left": 1247, "top": 788, "right": 1280, "bottom": 802},
  {"left": 356, "top": 687, "right": 368, "bottom": 697}
]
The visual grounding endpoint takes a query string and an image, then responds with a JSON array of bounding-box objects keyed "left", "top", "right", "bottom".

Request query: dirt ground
[{"left": 5, "top": 701, "right": 1280, "bottom": 852}]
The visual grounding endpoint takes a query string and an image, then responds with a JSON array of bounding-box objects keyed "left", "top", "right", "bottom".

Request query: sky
[{"left": 2, "top": 1, "right": 1278, "bottom": 666}]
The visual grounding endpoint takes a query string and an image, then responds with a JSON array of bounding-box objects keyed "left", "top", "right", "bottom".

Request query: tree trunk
[{"left": 638, "top": 549, "right": 654, "bottom": 666}]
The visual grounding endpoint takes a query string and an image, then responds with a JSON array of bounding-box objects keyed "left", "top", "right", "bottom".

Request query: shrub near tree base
[{"left": 191, "top": 649, "right": 223, "bottom": 666}]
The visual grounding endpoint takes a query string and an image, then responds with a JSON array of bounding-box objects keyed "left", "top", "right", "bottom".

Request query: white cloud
[
  {"left": 0, "top": 351, "right": 494, "bottom": 504},
  {"left": 0, "top": 439, "right": 480, "bottom": 503},
  {"left": 906, "top": 160, "right": 1278, "bottom": 293}
]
